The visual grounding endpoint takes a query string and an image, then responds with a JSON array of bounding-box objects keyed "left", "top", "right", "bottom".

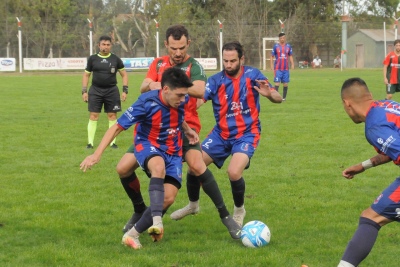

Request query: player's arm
[
  {"left": 383, "top": 65, "right": 389, "bottom": 84},
  {"left": 81, "top": 71, "right": 91, "bottom": 102},
  {"left": 80, "top": 124, "right": 124, "bottom": 172},
  {"left": 140, "top": 78, "right": 161, "bottom": 94},
  {"left": 342, "top": 154, "right": 391, "bottom": 179},
  {"left": 270, "top": 54, "right": 274, "bottom": 70},
  {"left": 254, "top": 80, "right": 282, "bottom": 103},
  {"left": 119, "top": 69, "right": 128, "bottom": 101},
  {"left": 182, "top": 121, "right": 199, "bottom": 145},
  {"left": 187, "top": 80, "right": 206, "bottom": 99},
  {"left": 289, "top": 55, "right": 294, "bottom": 70}
]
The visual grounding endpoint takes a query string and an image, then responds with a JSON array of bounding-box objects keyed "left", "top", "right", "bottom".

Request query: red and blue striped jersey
[
  {"left": 204, "top": 66, "right": 271, "bottom": 140},
  {"left": 366, "top": 100, "right": 400, "bottom": 165},
  {"left": 117, "top": 90, "right": 188, "bottom": 156},
  {"left": 271, "top": 43, "right": 293, "bottom": 71},
  {"left": 383, "top": 52, "right": 400, "bottom": 84}
]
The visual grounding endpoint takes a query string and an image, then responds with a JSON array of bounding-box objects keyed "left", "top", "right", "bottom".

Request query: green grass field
[{"left": 1, "top": 68, "right": 399, "bottom": 267}]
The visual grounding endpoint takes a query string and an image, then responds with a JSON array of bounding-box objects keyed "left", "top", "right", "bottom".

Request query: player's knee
[
  {"left": 163, "top": 195, "right": 175, "bottom": 209},
  {"left": 187, "top": 161, "right": 206, "bottom": 176},
  {"left": 227, "top": 168, "right": 242, "bottom": 180}
]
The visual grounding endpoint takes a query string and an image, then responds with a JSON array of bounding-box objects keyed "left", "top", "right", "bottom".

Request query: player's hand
[
  {"left": 82, "top": 93, "right": 88, "bottom": 103},
  {"left": 80, "top": 155, "right": 100, "bottom": 172},
  {"left": 121, "top": 92, "right": 127, "bottom": 102},
  {"left": 184, "top": 129, "right": 199, "bottom": 145},
  {"left": 254, "top": 80, "right": 272, "bottom": 98},
  {"left": 342, "top": 164, "right": 364, "bottom": 179}
]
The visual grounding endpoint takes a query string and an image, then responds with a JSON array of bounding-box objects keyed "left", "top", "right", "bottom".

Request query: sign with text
[
  {"left": 23, "top": 58, "right": 87, "bottom": 70},
  {"left": 122, "top": 57, "right": 154, "bottom": 70},
  {"left": 0, "top": 58, "right": 16, "bottom": 71},
  {"left": 195, "top": 58, "right": 217, "bottom": 70}
]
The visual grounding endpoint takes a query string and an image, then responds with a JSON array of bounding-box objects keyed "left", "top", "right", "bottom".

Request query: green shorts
[{"left": 387, "top": 84, "right": 400, "bottom": 94}]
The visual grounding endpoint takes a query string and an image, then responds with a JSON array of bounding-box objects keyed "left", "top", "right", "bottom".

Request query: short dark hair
[
  {"left": 341, "top": 77, "right": 369, "bottom": 97},
  {"left": 278, "top": 32, "right": 286, "bottom": 37},
  {"left": 161, "top": 68, "right": 193, "bottom": 89},
  {"left": 98, "top": 35, "right": 112, "bottom": 43},
  {"left": 394, "top": 39, "right": 400, "bottom": 46},
  {"left": 222, "top": 41, "right": 244, "bottom": 59},
  {"left": 165, "top": 25, "right": 189, "bottom": 42}
]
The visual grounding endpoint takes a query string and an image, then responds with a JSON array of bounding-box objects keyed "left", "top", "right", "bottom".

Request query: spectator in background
[
  {"left": 334, "top": 55, "right": 341, "bottom": 68},
  {"left": 383, "top": 39, "right": 400, "bottom": 100},
  {"left": 312, "top": 55, "right": 322, "bottom": 68}
]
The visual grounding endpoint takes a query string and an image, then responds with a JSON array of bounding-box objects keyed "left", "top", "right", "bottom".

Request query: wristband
[
  {"left": 123, "top": 86, "right": 128, "bottom": 94},
  {"left": 82, "top": 87, "right": 87, "bottom": 95},
  {"left": 361, "top": 159, "right": 373, "bottom": 170}
]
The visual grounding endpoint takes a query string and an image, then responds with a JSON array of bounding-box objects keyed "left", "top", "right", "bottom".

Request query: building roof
[{"left": 357, "top": 29, "right": 396, "bottom": 42}]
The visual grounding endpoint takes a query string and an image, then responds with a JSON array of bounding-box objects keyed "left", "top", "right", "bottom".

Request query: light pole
[
  {"left": 87, "top": 18, "right": 93, "bottom": 56},
  {"left": 16, "top": 17, "right": 22, "bottom": 73},
  {"left": 217, "top": 20, "right": 223, "bottom": 71},
  {"left": 154, "top": 19, "right": 159, "bottom": 58}
]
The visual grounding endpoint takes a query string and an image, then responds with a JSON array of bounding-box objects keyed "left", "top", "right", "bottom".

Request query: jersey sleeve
[
  {"left": 85, "top": 56, "right": 93, "bottom": 72},
  {"left": 366, "top": 124, "right": 400, "bottom": 165},
  {"left": 383, "top": 53, "right": 391, "bottom": 66},
  {"left": 271, "top": 45, "right": 276, "bottom": 57},
  {"left": 204, "top": 75, "right": 218, "bottom": 101},
  {"left": 117, "top": 56, "right": 125, "bottom": 70},
  {"left": 146, "top": 59, "right": 160, "bottom": 81},
  {"left": 190, "top": 60, "right": 207, "bottom": 82},
  {"left": 117, "top": 98, "right": 146, "bottom": 130}
]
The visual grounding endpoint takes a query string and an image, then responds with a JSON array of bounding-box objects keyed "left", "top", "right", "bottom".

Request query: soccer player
[
  {"left": 172, "top": 41, "right": 282, "bottom": 227},
  {"left": 117, "top": 24, "right": 241, "bottom": 239},
  {"left": 82, "top": 35, "right": 128, "bottom": 149},
  {"left": 338, "top": 77, "right": 400, "bottom": 267},
  {"left": 80, "top": 68, "right": 198, "bottom": 250},
  {"left": 270, "top": 32, "right": 294, "bottom": 101},
  {"left": 383, "top": 39, "right": 400, "bottom": 100}
]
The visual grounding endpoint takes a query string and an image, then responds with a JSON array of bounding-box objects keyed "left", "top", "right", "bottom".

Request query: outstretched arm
[
  {"left": 80, "top": 124, "right": 124, "bottom": 172},
  {"left": 342, "top": 153, "right": 391, "bottom": 179},
  {"left": 254, "top": 80, "right": 282, "bottom": 103}
]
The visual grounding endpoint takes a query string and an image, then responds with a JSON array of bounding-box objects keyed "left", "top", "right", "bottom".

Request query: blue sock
[
  {"left": 341, "top": 217, "right": 381, "bottom": 266},
  {"left": 149, "top": 178, "right": 164, "bottom": 217}
]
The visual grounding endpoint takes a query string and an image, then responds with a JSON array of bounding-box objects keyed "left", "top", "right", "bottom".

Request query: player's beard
[{"left": 224, "top": 64, "right": 241, "bottom": 77}]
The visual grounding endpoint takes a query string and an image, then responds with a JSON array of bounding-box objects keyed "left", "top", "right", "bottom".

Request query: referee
[{"left": 82, "top": 35, "right": 128, "bottom": 149}]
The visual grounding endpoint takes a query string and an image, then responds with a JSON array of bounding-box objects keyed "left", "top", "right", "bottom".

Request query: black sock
[
  {"left": 197, "top": 169, "right": 229, "bottom": 218},
  {"left": 274, "top": 85, "right": 279, "bottom": 92},
  {"left": 283, "top": 86, "right": 288, "bottom": 99},
  {"left": 341, "top": 217, "right": 381, "bottom": 266},
  {"left": 120, "top": 172, "right": 146, "bottom": 213},
  {"left": 148, "top": 178, "right": 164, "bottom": 217},
  {"left": 230, "top": 178, "right": 245, "bottom": 207},
  {"left": 187, "top": 173, "right": 201, "bottom": 202},
  {"left": 134, "top": 207, "right": 152, "bottom": 233}
]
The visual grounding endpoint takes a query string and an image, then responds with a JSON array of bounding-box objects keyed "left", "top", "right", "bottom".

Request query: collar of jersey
[{"left": 97, "top": 53, "right": 111, "bottom": 58}]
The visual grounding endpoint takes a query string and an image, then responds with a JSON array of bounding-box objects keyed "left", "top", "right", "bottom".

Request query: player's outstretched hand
[
  {"left": 342, "top": 164, "right": 364, "bottom": 179},
  {"left": 254, "top": 80, "right": 272, "bottom": 98},
  {"left": 80, "top": 154, "right": 100, "bottom": 172},
  {"left": 184, "top": 129, "right": 199, "bottom": 145},
  {"left": 82, "top": 93, "right": 88, "bottom": 103}
]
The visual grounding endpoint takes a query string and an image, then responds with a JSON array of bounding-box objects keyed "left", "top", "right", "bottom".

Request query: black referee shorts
[{"left": 88, "top": 85, "right": 122, "bottom": 113}]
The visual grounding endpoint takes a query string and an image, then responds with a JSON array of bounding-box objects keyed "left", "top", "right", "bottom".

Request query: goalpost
[{"left": 262, "top": 37, "right": 279, "bottom": 70}]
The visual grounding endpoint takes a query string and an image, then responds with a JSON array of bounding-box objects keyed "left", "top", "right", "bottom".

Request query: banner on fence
[
  {"left": 122, "top": 57, "right": 155, "bottom": 70},
  {"left": 23, "top": 58, "right": 87, "bottom": 70},
  {"left": 195, "top": 58, "right": 217, "bottom": 70},
  {"left": 0, "top": 58, "right": 16, "bottom": 71}
]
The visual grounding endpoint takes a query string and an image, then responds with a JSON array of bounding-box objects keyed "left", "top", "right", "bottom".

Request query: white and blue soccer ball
[{"left": 240, "top": 220, "right": 271, "bottom": 248}]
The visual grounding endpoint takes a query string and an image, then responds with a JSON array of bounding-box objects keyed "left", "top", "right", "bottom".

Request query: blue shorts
[
  {"left": 201, "top": 130, "right": 259, "bottom": 169},
  {"left": 370, "top": 177, "right": 400, "bottom": 222},
  {"left": 134, "top": 142, "right": 183, "bottom": 184},
  {"left": 274, "top": 70, "right": 290, "bottom": 83}
]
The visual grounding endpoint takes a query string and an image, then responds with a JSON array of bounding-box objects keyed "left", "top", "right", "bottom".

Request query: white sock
[
  {"left": 189, "top": 201, "right": 199, "bottom": 209},
  {"left": 338, "top": 260, "right": 355, "bottom": 267}
]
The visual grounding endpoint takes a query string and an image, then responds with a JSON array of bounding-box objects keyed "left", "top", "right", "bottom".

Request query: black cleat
[
  {"left": 86, "top": 144, "right": 93, "bottom": 149},
  {"left": 110, "top": 143, "right": 118, "bottom": 149},
  {"left": 221, "top": 215, "right": 242, "bottom": 240}
]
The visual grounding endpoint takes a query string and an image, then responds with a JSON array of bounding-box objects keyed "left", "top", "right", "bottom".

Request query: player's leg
[
  {"left": 227, "top": 152, "right": 249, "bottom": 227},
  {"left": 116, "top": 148, "right": 147, "bottom": 233},
  {"left": 104, "top": 85, "right": 121, "bottom": 148},
  {"left": 273, "top": 70, "right": 281, "bottom": 92},
  {"left": 385, "top": 84, "right": 394, "bottom": 100},
  {"left": 87, "top": 85, "right": 102, "bottom": 148},
  {"left": 338, "top": 178, "right": 400, "bottom": 267},
  {"left": 282, "top": 71, "right": 290, "bottom": 100}
]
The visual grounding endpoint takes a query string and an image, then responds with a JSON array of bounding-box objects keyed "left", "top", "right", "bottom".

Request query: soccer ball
[{"left": 240, "top": 220, "right": 271, "bottom": 248}]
